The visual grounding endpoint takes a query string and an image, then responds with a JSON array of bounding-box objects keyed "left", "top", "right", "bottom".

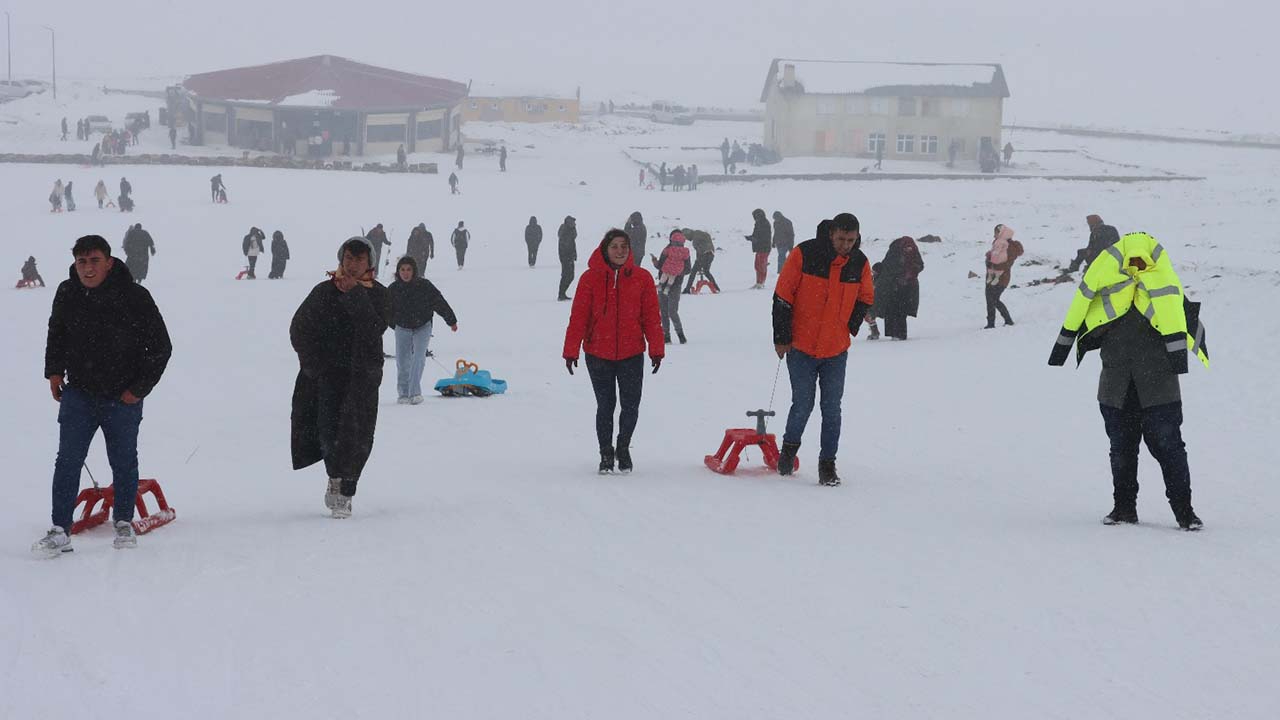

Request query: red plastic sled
[
  {"left": 690, "top": 279, "right": 719, "bottom": 295},
  {"left": 69, "top": 478, "right": 176, "bottom": 535},
  {"left": 704, "top": 410, "right": 792, "bottom": 474}
]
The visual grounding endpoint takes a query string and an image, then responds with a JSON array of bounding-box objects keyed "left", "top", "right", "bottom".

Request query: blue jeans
[
  {"left": 394, "top": 323, "right": 433, "bottom": 398},
  {"left": 51, "top": 386, "right": 143, "bottom": 530},
  {"left": 783, "top": 349, "right": 847, "bottom": 460},
  {"left": 1099, "top": 384, "right": 1192, "bottom": 510}
]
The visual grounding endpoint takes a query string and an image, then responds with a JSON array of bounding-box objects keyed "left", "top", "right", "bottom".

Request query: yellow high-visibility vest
[{"left": 1052, "top": 232, "right": 1208, "bottom": 369}]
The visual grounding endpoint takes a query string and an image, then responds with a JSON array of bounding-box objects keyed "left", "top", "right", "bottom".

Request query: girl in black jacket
[{"left": 387, "top": 256, "right": 458, "bottom": 403}]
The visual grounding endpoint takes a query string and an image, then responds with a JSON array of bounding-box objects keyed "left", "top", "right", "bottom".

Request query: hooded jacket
[
  {"left": 654, "top": 233, "right": 691, "bottom": 282},
  {"left": 290, "top": 238, "right": 390, "bottom": 377},
  {"left": 563, "top": 239, "right": 664, "bottom": 361},
  {"left": 242, "top": 228, "right": 265, "bottom": 256},
  {"left": 271, "top": 230, "right": 290, "bottom": 260},
  {"left": 45, "top": 259, "right": 172, "bottom": 399},
  {"left": 747, "top": 210, "right": 772, "bottom": 253},
  {"left": 624, "top": 212, "right": 648, "bottom": 263},
  {"left": 876, "top": 237, "right": 925, "bottom": 318},
  {"left": 772, "top": 213, "right": 795, "bottom": 251},
  {"left": 985, "top": 225, "right": 1024, "bottom": 288},
  {"left": 387, "top": 256, "right": 458, "bottom": 330},
  {"left": 558, "top": 217, "right": 578, "bottom": 263},
  {"left": 406, "top": 224, "right": 434, "bottom": 262},
  {"left": 525, "top": 217, "right": 543, "bottom": 247}
]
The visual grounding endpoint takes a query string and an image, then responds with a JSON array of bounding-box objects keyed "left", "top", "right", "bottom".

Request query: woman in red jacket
[{"left": 563, "top": 229, "right": 665, "bottom": 474}]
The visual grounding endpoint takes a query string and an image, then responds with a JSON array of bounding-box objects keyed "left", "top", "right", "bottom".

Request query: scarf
[{"left": 327, "top": 265, "right": 375, "bottom": 289}]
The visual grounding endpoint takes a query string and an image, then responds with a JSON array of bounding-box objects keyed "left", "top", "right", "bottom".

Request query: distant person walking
[
  {"left": 557, "top": 215, "right": 578, "bottom": 301},
  {"left": 876, "top": 236, "right": 925, "bottom": 340},
  {"left": 450, "top": 221, "right": 470, "bottom": 269},
  {"left": 242, "top": 226, "right": 266, "bottom": 279},
  {"left": 681, "top": 228, "right": 719, "bottom": 293},
  {"left": 525, "top": 216, "right": 543, "bottom": 267},
  {"left": 624, "top": 211, "right": 647, "bottom": 264},
  {"left": 720, "top": 137, "right": 731, "bottom": 174},
  {"left": 94, "top": 180, "right": 109, "bottom": 209},
  {"left": 499, "top": 146, "right": 508, "bottom": 172},
  {"left": 455, "top": 144, "right": 464, "bottom": 170},
  {"left": 49, "top": 180, "right": 64, "bottom": 212},
  {"left": 210, "top": 174, "right": 225, "bottom": 203},
  {"left": 772, "top": 211, "right": 795, "bottom": 274},
  {"left": 169, "top": 124, "right": 177, "bottom": 149},
  {"left": 1002, "top": 141, "right": 1014, "bottom": 168},
  {"left": 405, "top": 223, "right": 435, "bottom": 270},
  {"left": 448, "top": 172, "right": 460, "bottom": 195},
  {"left": 122, "top": 223, "right": 156, "bottom": 282}
]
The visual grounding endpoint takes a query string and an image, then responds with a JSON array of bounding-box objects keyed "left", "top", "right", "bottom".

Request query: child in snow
[
  {"left": 984, "top": 224, "right": 1023, "bottom": 328},
  {"left": 21, "top": 256, "right": 45, "bottom": 287},
  {"left": 650, "top": 230, "right": 691, "bottom": 344}
]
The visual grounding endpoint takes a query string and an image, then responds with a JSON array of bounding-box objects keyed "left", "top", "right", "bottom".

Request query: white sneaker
[
  {"left": 397, "top": 396, "right": 411, "bottom": 405},
  {"left": 409, "top": 395, "right": 424, "bottom": 405},
  {"left": 113, "top": 520, "right": 137, "bottom": 549},
  {"left": 325, "top": 477, "right": 342, "bottom": 510},
  {"left": 31, "top": 526, "right": 72, "bottom": 558},
  {"left": 331, "top": 495, "right": 352, "bottom": 519}
]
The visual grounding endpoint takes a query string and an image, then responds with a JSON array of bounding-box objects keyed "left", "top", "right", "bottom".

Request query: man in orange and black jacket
[{"left": 772, "top": 212, "right": 874, "bottom": 486}]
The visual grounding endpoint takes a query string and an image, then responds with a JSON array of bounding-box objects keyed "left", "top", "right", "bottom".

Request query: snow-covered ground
[{"left": 2, "top": 109, "right": 1278, "bottom": 719}]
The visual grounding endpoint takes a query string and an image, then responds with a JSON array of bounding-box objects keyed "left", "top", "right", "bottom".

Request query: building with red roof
[{"left": 181, "top": 55, "right": 468, "bottom": 157}]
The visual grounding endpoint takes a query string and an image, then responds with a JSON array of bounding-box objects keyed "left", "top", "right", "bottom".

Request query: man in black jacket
[
  {"left": 772, "top": 211, "right": 795, "bottom": 275},
  {"left": 122, "top": 223, "right": 156, "bottom": 282},
  {"left": 746, "top": 208, "right": 772, "bottom": 288},
  {"left": 34, "top": 235, "right": 172, "bottom": 556},
  {"left": 624, "top": 211, "right": 647, "bottom": 265},
  {"left": 525, "top": 217, "right": 542, "bottom": 267},
  {"left": 406, "top": 224, "right": 434, "bottom": 270},
  {"left": 388, "top": 255, "right": 458, "bottom": 404},
  {"left": 1068, "top": 214, "right": 1120, "bottom": 272},
  {"left": 557, "top": 216, "right": 577, "bottom": 301},
  {"left": 290, "top": 237, "right": 390, "bottom": 519},
  {"left": 366, "top": 224, "right": 392, "bottom": 279}
]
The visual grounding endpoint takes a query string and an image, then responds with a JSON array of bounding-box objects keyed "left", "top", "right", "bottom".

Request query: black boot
[
  {"left": 598, "top": 447, "right": 615, "bottom": 474},
  {"left": 616, "top": 444, "right": 633, "bottom": 473},
  {"left": 867, "top": 323, "right": 880, "bottom": 340},
  {"left": 818, "top": 459, "right": 841, "bottom": 486},
  {"left": 1173, "top": 504, "right": 1203, "bottom": 531},
  {"left": 777, "top": 441, "right": 799, "bottom": 476},
  {"left": 677, "top": 330, "right": 687, "bottom": 344},
  {"left": 1102, "top": 504, "right": 1139, "bottom": 525}
]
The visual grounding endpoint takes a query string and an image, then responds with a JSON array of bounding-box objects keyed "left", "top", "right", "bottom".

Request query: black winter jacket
[
  {"left": 290, "top": 278, "right": 390, "bottom": 377},
  {"left": 747, "top": 215, "right": 772, "bottom": 253},
  {"left": 387, "top": 259, "right": 457, "bottom": 329},
  {"left": 525, "top": 222, "right": 543, "bottom": 247},
  {"left": 558, "top": 220, "right": 578, "bottom": 262},
  {"left": 45, "top": 260, "right": 172, "bottom": 398},
  {"left": 773, "top": 215, "right": 795, "bottom": 251},
  {"left": 271, "top": 233, "right": 290, "bottom": 259},
  {"left": 624, "top": 216, "right": 647, "bottom": 260}
]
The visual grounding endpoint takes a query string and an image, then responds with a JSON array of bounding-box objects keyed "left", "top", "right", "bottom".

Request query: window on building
[
  {"left": 203, "top": 112, "right": 226, "bottom": 133},
  {"left": 559, "top": 104, "right": 567, "bottom": 112},
  {"left": 844, "top": 97, "right": 865, "bottom": 114},
  {"left": 896, "top": 134, "right": 915, "bottom": 153},
  {"left": 946, "top": 99, "right": 971, "bottom": 117},
  {"left": 490, "top": 102, "right": 499, "bottom": 110},
  {"left": 868, "top": 97, "right": 890, "bottom": 115},
  {"left": 867, "top": 133, "right": 886, "bottom": 153},
  {"left": 416, "top": 119, "right": 442, "bottom": 140},
  {"left": 235, "top": 118, "right": 272, "bottom": 146},
  {"left": 816, "top": 97, "right": 839, "bottom": 115},
  {"left": 366, "top": 124, "right": 406, "bottom": 143},
  {"left": 920, "top": 135, "right": 938, "bottom": 154},
  {"left": 921, "top": 98, "right": 940, "bottom": 117},
  {"left": 470, "top": 101, "right": 478, "bottom": 110},
  {"left": 898, "top": 97, "right": 917, "bottom": 116}
]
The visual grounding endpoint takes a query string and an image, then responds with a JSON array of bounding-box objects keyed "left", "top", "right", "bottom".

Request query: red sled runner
[
  {"left": 70, "top": 478, "right": 176, "bottom": 535},
  {"left": 704, "top": 410, "right": 792, "bottom": 474}
]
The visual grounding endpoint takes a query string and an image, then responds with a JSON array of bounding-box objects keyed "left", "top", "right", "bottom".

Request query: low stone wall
[
  {"left": 0, "top": 152, "right": 438, "bottom": 174},
  {"left": 697, "top": 172, "right": 1203, "bottom": 184}
]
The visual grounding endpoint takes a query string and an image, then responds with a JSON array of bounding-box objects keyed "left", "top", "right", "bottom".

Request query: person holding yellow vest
[{"left": 1048, "top": 232, "right": 1209, "bottom": 530}]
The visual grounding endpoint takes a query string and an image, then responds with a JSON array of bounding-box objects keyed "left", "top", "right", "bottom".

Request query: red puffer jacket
[{"left": 563, "top": 244, "right": 665, "bottom": 361}]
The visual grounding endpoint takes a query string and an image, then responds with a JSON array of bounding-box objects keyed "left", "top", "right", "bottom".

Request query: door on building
[{"left": 814, "top": 130, "right": 830, "bottom": 155}]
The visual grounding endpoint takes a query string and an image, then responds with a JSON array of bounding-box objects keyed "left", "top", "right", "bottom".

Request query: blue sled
[{"left": 435, "top": 370, "right": 507, "bottom": 397}]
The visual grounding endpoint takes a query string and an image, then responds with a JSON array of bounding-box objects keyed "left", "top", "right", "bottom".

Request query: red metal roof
[{"left": 183, "top": 55, "right": 468, "bottom": 110}]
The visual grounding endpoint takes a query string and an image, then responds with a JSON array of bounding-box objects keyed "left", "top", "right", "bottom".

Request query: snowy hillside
[{"left": 1, "top": 113, "right": 1277, "bottom": 719}]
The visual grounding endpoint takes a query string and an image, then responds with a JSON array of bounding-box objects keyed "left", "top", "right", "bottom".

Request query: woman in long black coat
[
  {"left": 269, "top": 230, "right": 290, "bottom": 279},
  {"left": 876, "top": 236, "right": 925, "bottom": 340}
]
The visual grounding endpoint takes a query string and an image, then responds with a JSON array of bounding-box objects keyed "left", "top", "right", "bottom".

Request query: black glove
[
  {"left": 651, "top": 356, "right": 662, "bottom": 374},
  {"left": 565, "top": 357, "right": 577, "bottom": 375}
]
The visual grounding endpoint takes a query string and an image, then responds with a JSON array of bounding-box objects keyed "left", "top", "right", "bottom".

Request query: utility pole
[
  {"left": 40, "top": 24, "right": 54, "bottom": 100},
  {"left": 5, "top": 12, "right": 11, "bottom": 82}
]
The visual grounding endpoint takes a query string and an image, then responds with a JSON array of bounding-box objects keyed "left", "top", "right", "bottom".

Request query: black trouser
[
  {"left": 1099, "top": 383, "right": 1192, "bottom": 512},
  {"left": 559, "top": 261, "right": 574, "bottom": 298},
  {"left": 527, "top": 242, "right": 539, "bottom": 267},
  {"left": 247, "top": 256, "right": 258, "bottom": 277},
  {"left": 585, "top": 353, "right": 644, "bottom": 451},
  {"left": 985, "top": 284, "right": 1012, "bottom": 326},
  {"left": 683, "top": 254, "right": 718, "bottom": 292},
  {"left": 455, "top": 245, "right": 467, "bottom": 268},
  {"left": 315, "top": 367, "right": 382, "bottom": 491},
  {"left": 883, "top": 313, "right": 908, "bottom": 339}
]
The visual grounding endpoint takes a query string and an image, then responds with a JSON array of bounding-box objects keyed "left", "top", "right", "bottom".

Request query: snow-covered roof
[
  {"left": 761, "top": 59, "right": 1009, "bottom": 102},
  {"left": 467, "top": 80, "right": 578, "bottom": 100},
  {"left": 184, "top": 55, "right": 467, "bottom": 110}
]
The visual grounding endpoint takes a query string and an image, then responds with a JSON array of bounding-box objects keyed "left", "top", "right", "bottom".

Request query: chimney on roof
[
  {"left": 782, "top": 63, "right": 796, "bottom": 89},
  {"left": 322, "top": 55, "right": 331, "bottom": 67}
]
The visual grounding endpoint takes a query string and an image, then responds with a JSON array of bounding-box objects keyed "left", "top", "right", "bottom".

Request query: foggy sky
[{"left": 3, "top": 0, "right": 1275, "bottom": 133}]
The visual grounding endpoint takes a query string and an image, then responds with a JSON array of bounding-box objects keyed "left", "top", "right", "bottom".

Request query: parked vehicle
[
  {"left": 86, "top": 115, "right": 113, "bottom": 133},
  {"left": 126, "top": 111, "right": 151, "bottom": 130},
  {"left": 649, "top": 101, "right": 694, "bottom": 126}
]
